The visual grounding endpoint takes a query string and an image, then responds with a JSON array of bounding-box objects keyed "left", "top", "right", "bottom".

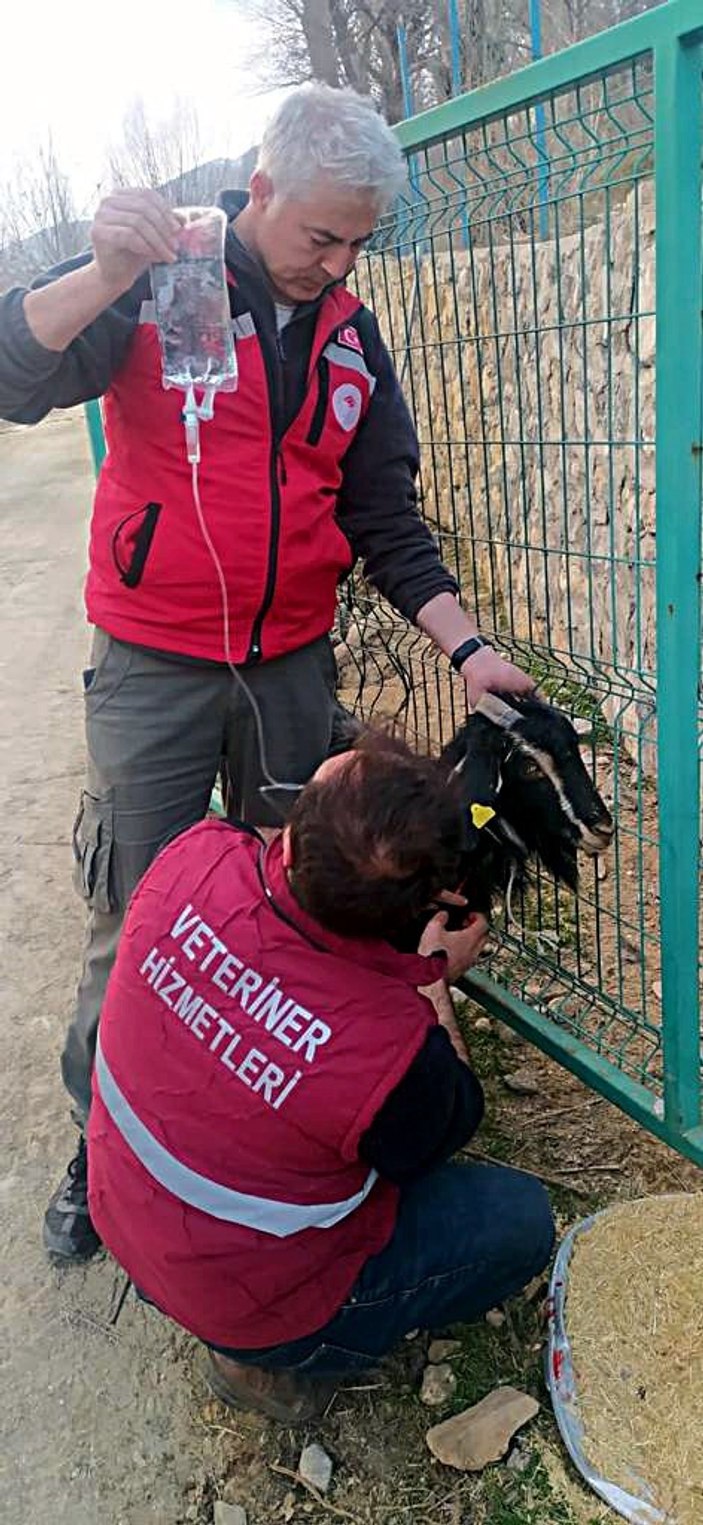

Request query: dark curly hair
[{"left": 287, "top": 729, "right": 466, "bottom": 941}]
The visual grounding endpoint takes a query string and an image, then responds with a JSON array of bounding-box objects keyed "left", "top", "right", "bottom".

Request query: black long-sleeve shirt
[{"left": 359, "top": 1025, "right": 484, "bottom": 1183}]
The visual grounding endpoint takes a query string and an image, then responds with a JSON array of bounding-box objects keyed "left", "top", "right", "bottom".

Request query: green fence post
[
  {"left": 84, "top": 399, "right": 106, "bottom": 473},
  {"left": 654, "top": 24, "right": 703, "bottom": 1134}
]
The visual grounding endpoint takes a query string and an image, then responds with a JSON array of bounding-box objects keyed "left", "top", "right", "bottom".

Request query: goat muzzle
[{"left": 579, "top": 819, "right": 615, "bottom": 855}]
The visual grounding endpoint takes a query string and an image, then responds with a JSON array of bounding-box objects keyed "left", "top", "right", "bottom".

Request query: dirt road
[
  {"left": 3, "top": 410, "right": 701, "bottom": 1525},
  {"left": 0, "top": 411, "right": 200, "bottom": 1525}
]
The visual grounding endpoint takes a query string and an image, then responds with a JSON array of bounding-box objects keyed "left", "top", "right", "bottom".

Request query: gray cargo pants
[{"left": 63, "top": 628, "right": 338, "bottom": 1122}]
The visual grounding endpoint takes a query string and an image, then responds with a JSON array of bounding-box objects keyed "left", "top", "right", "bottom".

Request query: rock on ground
[
  {"left": 298, "top": 1442, "right": 333, "bottom": 1494},
  {"left": 496, "top": 1022, "right": 523, "bottom": 1045},
  {"left": 426, "top": 1386, "right": 539, "bottom": 1471},
  {"left": 420, "top": 1363, "right": 457, "bottom": 1408},
  {"left": 506, "top": 1438, "right": 532, "bottom": 1473},
  {"left": 502, "top": 1067, "right": 540, "bottom": 1095}
]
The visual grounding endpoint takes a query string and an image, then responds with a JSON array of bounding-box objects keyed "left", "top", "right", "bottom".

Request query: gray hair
[{"left": 257, "top": 83, "right": 407, "bottom": 210}]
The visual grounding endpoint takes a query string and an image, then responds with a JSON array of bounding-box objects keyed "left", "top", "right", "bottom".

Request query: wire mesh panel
[
  {"left": 344, "top": 2, "right": 703, "bottom": 1161},
  {"left": 78, "top": 4, "right": 702, "bottom": 1160}
]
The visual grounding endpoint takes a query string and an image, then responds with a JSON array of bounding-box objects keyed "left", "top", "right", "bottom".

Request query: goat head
[{"left": 440, "top": 692, "right": 614, "bottom": 918}]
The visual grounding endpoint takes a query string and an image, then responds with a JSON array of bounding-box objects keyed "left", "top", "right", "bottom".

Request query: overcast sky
[{"left": 2, "top": 0, "right": 288, "bottom": 211}]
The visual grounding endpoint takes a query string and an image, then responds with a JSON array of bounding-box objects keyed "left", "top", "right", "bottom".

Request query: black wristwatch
[{"left": 449, "top": 635, "right": 492, "bottom": 673}]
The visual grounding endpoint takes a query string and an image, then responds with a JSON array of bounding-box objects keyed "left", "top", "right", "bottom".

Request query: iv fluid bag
[{"left": 150, "top": 206, "right": 237, "bottom": 393}]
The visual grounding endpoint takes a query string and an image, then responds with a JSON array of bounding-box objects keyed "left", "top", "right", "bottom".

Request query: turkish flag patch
[{"left": 337, "top": 325, "right": 363, "bottom": 354}]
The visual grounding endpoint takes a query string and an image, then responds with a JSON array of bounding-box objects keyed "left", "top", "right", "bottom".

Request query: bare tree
[
  {"left": 234, "top": 0, "right": 529, "bottom": 120},
  {"left": 0, "top": 139, "right": 86, "bottom": 290},
  {"left": 300, "top": 0, "right": 342, "bottom": 85},
  {"left": 106, "top": 97, "right": 258, "bottom": 206},
  {"left": 108, "top": 98, "right": 205, "bottom": 203},
  {"left": 230, "top": 0, "right": 661, "bottom": 121}
]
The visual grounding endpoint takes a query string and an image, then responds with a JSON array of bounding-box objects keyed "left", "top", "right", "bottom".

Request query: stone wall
[{"left": 356, "top": 185, "right": 657, "bottom": 762}]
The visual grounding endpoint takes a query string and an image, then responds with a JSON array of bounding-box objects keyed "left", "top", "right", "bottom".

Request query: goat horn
[{"left": 475, "top": 692, "right": 520, "bottom": 730}]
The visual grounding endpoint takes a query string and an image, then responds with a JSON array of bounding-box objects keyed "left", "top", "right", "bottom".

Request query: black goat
[
  {"left": 438, "top": 692, "right": 614, "bottom": 922},
  {"left": 220, "top": 692, "right": 613, "bottom": 935}
]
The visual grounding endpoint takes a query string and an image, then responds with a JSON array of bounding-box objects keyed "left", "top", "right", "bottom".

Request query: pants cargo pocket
[{"left": 72, "top": 791, "right": 116, "bottom": 914}]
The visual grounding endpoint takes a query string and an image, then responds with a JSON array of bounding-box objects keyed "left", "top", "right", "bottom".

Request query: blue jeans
[{"left": 210, "top": 1161, "right": 555, "bottom": 1376}]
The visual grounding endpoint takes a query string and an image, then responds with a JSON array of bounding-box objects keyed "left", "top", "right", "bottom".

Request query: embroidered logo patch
[
  {"left": 332, "top": 384, "right": 362, "bottom": 432},
  {"left": 337, "top": 325, "right": 363, "bottom": 354}
]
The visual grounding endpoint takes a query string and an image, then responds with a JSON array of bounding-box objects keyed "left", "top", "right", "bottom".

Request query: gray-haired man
[{"left": 0, "top": 83, "right": 534, "bottom": 1262}]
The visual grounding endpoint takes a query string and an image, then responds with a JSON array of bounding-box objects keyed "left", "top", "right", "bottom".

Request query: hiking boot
[
  {"left": 43, "top": 1135, "right": 102, "bottom": 1263},
  {"left": 202, "top": 1349, "right": 336, "bottom": 1424}
]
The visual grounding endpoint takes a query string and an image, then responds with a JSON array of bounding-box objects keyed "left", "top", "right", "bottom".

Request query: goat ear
[{"left": 474, "top": 692, "right": 520, "bottom": 731}]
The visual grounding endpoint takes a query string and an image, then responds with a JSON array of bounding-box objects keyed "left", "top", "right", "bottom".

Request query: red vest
[
  {"left": 87, "top": 820, "right": 442, "bottom": 1349},
  {"left": 85, "top": 287, "right": 375, "bottom": 662}
]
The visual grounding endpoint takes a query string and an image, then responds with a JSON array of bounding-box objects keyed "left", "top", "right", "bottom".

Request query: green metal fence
[
  {"left": 341, "top": 0, "right": 703, "bottom": 1165},
  {"left": 82, "top": 0, "right": 703, "bottom": 1166}
]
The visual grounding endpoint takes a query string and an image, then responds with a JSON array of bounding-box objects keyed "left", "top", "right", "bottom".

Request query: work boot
[
  {"left": 43, "top": 1135, "right": 102, "bottom": 1263},
  {"left": 202, "top": 1349, "right": 336, "bottom": 1424}
]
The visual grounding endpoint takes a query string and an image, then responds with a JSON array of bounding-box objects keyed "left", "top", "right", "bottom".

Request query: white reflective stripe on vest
[
  {"left": 94, "top": 1037, "right": 378, "bottom": 1238},
  {"left": 232, "top": 313, "right": 255, "bottom": 339},
  {"left": 322, "top": 342, "right": 377, "bottom": 395}
]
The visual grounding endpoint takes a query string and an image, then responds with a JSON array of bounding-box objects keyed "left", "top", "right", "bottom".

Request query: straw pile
[
  {"left": 538, "top": 1438, "right": 613, "bottom": 1525},
  {"left": 565, "top": 1194, "right": 703, "bottom": 1524}
]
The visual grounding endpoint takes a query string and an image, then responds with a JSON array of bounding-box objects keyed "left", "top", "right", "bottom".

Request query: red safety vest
[
  {"left": 85, "top": 288, "right": 375, "bottom": 662},
  {"left": 87, "top": 820, "right": 443, "bottom": 1349}
]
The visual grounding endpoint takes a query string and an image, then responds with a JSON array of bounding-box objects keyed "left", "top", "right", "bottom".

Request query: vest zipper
[
  {"left": 247, "top": 445, "right": 284, "bottom": 662},
  {"left": 246, "top": 306, "right": 286, "bottom": 663},
  {"left": 245, "top": 304, "right": 361, "bottom": 662},
  {"left": 305, "top": 355, "right": 329, "bottom": 447}
]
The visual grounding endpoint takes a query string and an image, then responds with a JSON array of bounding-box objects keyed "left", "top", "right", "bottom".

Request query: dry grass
[{"left": 566, "top": 1194, "right": 703, "bottom": 1523}]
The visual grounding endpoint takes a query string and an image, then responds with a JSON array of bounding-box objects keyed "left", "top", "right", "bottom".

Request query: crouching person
[{"left": 87, "top": 731, "right": 554, "bottom": 1422}]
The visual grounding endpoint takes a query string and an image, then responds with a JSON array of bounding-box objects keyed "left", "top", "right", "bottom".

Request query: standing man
[{"left": 0, "top": 83, "right": 533, "bottom": 1263}]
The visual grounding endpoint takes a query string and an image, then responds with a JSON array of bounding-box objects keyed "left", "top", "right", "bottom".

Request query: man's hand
[
  {"left": 24, "top": 190, "right": 182, "bottom": 362},
  {"left": 413, "top": 594, "right": 535, "bottom": 711},
  {"left": 459, "top": 644, "right": 535, "bottom": 710},
  {"left": 420, "top": 975, "right": 471, "bottom": 1063},
  {"left": 90, "top": 190, "right": 180, "bottom": 298},
  {"left": 418, "top": 908, "right": 489, "bottom": 982}
]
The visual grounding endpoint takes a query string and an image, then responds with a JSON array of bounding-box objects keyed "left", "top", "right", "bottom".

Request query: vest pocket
[
  {"left": 305, "top": 356, "right": 329, "bottom": 446},
  {"left": 112, "top": 503, "right": 162, "bottom": 588},
  {"left": 72, "top": 790, "right": 115, "bottom": 914}
]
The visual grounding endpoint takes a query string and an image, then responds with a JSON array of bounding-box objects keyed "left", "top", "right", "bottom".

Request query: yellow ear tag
[{"left": 470, "top": 803, "right": 496, "bottom": 830}]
